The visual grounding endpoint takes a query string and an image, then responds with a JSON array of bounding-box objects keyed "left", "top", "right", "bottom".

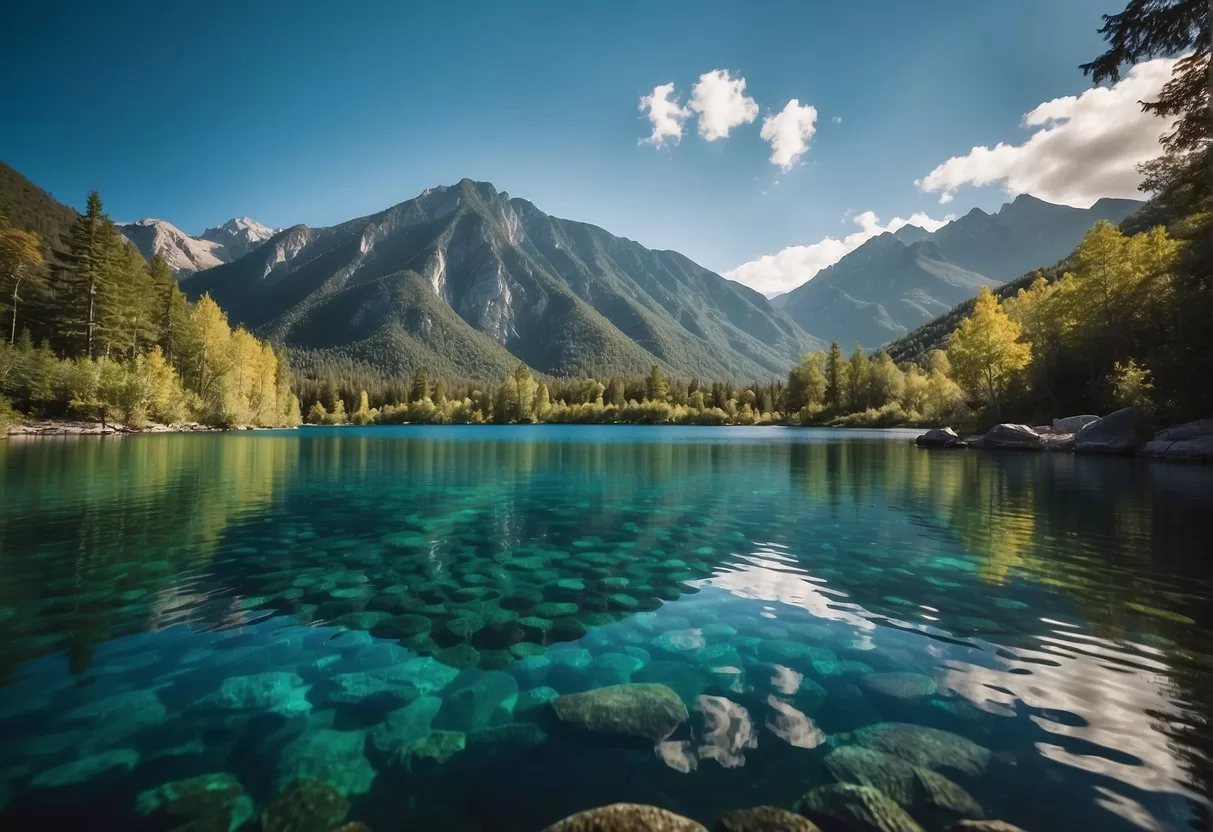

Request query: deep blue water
[{"left": 0, "top": 425, "right": 1210, "bottom": 831}]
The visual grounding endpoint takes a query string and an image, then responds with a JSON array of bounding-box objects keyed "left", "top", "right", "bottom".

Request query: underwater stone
[
  {"left": 510, "top": 655, "right": 553, "bottom": 687},
  {"left": 831, "top": 723, "right": 991, "bottom": 777},
  {"left": 322, "top": 658, "right": 458, "bottom": 707},
  {"left": 135, "top": 772, "right": 253, "bottom": 832},
  {"left": 715, "top": 806, "right": 822, "bottom": 831},
  {"left": 552, "top": 683, "right": 689, "bottom": 743},
  {"left": 436, "top": 643, "right": 482, "bottom": 670},
  {"left": 585, "top": 652, "right": 646, "bottom": 686},
  {"left": 510, "top": 642, "right": 547, "bottom": 659},
  {"left": 824, "top": 746, "right": 982, "bottom": 819},
  {"left": 700, "top": 622, "right": 739, "bottom": 640},
  {"left": 368, "top": 695, "right": 444, "bottom": 758},
  {"left": 652, "top": 629, "right": 706, "bottom": 656},
  {"left": 542, "top": 803, "right": 707, "bottom": 831},
  {"left": 394, "top": 730, "right": 466, "bottom": 773},
  {"left": 796, "top": 784, "right": 924, "bottom": 832},
  {"left": 370, "top": 613, "right": 432, "bottom": 639},
  {"left": 434, "top": 669, "right": 519, "bottom": 731},
  {"left": 861, "top": 673, "right": 938, "bottom": 699},
  {"left": 550, "top": 617, "right": 589, "bottom": 640},
  {"left": 261, "top": 779, "right": 349, "bottom": 832},
  {"left": 502, "top": 588, "right": 546, "bottom": 611},
  {"left": 535, "top": 602, "right": 580, "bottom": 619},
  {"left": 336, "top": 611, "right": 391, "bottom": 631},
  {"left": 31, "top": 748, "right": 139, "bottom": 789},
  {"left": 276, "top": 729, "right": 376, "bottom": 797},
  {"left": 199, "top": 671, "right": 306, "bottom": 711},
  {"left": 444, "top": 613, "right": 486, "bottom": 639},
  {"left": 636, "top": 660, "right": 708, "bottom": 704},
  {"left": 949, "top": 823, "right": 1028, "bottom": 832},
  {"left": 516, "top": 686, "right": 560, "bottom": 715},
  {"left": 467, "top": 721, "right": 549, "bottom": 750}
]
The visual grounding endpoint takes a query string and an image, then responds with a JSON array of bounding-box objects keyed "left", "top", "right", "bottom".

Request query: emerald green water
[{"left": 0, "top": 426, "right": 1210, "bottom": 831}]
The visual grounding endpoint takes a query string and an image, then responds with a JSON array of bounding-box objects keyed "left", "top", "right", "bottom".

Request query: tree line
[{"left": 0, "top": 193, "right": 300, "bottom": 429}]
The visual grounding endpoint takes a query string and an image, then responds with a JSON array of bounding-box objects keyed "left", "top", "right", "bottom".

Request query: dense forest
[{"left": 0, "top": 193, "right": 299, "bottom": 429}]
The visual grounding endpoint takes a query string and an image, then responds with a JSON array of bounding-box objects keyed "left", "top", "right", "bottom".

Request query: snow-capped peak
[{"left": 118, "top": 215, "right": 279, "bottom": 279}]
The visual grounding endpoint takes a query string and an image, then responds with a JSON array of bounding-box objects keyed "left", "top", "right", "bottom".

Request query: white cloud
[
  {"left": 831, "top": 115, "right": 843, "bottom": 124},
  {"left": 725, "top": 209, "right": 955, "bottom": 296},
  {"left": 689, "top": 69, "right": 759, "bottom": 141},
  {"left": 639, "top": 82, "right": 690, "bottom": 147},
  {"left": 916, "top": 57, "right": 1179, "bottom": 207},
  {"left": 760, "top": 99, "right": 818, "bottom": 170}
]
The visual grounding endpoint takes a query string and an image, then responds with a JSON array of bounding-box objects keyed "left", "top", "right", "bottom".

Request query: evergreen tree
[
  {"left": 824, "top": 340, "right": 848, "bottom": 411},
  {"left": 645, "top": 364, "right": 669, "bottom": 402},
  {"left": 848, "top": 346, "right": 870, "bottom": 411},
  {"left": 410, "top": 369, "right": 429, "bottom": 402},
  {"left": 64, "top": 191, "right": 107, "bottom": 357}
]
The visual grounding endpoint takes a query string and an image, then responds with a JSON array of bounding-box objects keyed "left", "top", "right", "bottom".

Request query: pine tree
[
  {"left": 64, "top": 191, "right": 107, "bottom": 357},
  {"left": 646, "top": 364, "right": 669, "bottom": 402},
  {"left": 824, "top": 340, "right": 848, "bottom": 411},
  {"left": 410, "top": 369, "right": 429, "bottom": 402}
]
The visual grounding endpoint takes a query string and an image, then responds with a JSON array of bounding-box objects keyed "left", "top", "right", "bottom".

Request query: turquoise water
[{"left": 0, "top": 425, "right": 1210, "bottom": 831}]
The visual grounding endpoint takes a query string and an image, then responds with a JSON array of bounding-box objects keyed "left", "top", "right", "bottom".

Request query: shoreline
[{"left": 4, "top": 420, "right": 288, "bottom": 438}]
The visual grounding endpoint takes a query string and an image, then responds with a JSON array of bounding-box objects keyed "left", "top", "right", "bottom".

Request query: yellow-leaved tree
[{"left": 947, "top": 286, "right": 1031, "bottom": 419}]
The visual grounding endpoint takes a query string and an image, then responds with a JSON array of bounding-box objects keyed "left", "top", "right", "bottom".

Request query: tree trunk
[
  {"left": 86, "top": 276, "right": 97, "bottom": 359},
  {"left": 9, "top": 274, "right": 20, "bottom": 345}
]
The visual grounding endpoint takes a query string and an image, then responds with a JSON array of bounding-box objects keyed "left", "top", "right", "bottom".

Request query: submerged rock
[
  {"left": 434, "top": 669, "right": 519, "bottom": 731},
  {"left": 824, "top": 746, "right": 982, "bottom": 820},
  {"left": 715, "top": 806, "right": 821, "bottom": 831},
  {"left": 135, "top": 772, "right": 253, "bottom": 832},
  {"left": 949, "top": 822, "right": 1028, "bottom": 832},
  {"left": 795, "top": 784, "right": 924, "bottom": 832},
  {"left": 31, "top": 749, "right": 139, "bottom": 789},
  {"left": 552, "top": 683, "right": 689, "bottom": 742},
  {"left": 542, "top": 802, "right": 707, "bottom": 831},
  {"left": 261, "top": 779, "right": 349, "bottom": 832},
  {"left": 368, "top": 696, "right": 443, "bottom": 758},
  {"left": 860, "top": 673, "right": 938, "bottom": 700},
  {"left": 394, "top": 730, "right": 466, "bottom": 773},
  {"left": 197, "top": 671, "right": 306, "bottom": 711},
  {"left": 322, "top": 657, "right": 459, "bottom": 706},
  {"left": 832, "top": 723, "right": 991, "bottom": 777},
  {"left": 276, "top": 729, "right": 376, "bottom": 797}
]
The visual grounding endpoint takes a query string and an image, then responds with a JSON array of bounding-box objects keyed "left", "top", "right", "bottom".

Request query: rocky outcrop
[
  {"left": 1142, "top": 419, "right": 1213, "bottom": 463},
  {"left": 552, "top": 683, "right": 689, "bottom": 743},
  {"left": 542, "top": 803, "right": 707, "bottom": 831},
  {"left": 715, "top": 806, "right": 822, "bottom": 831},
  {"left": 795, "top": 784, "right": 925, "bottom": 832},
  {"left": 915, "top": 428, "right": 965, "bottom": 448},
  {"left": 976, "top": 424, "right": 1041, "bottom": 450},
  {"left": 1052, "top": 414, "right": 1099, "bottom": 433},
  {"left": 1074, "top": 407, "right": 1146, "bottom": 454}
]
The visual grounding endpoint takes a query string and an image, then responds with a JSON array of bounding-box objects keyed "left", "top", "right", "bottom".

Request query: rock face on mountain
[
  {"left": 118, "top": 219, "right": 227, "bottom": 277},
  {"left": 182, "top": 179, "right": 822, "bottom": 380},
  {"left": 120, "top": 216, "right": 276, "bottom": 278},
  {"left": 773, "top": 194, "right": 1142, "bottom": 348}
]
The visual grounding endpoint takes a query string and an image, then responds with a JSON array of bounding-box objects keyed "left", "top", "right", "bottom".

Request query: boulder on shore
[
  {"left": 1074, "top": 407, "right": 1146, "bottom": 455},
  {"left": 978, "top": 424, "right": 1041, "bottom": 450},
  {"left": 1142, "top": 419, "right": 1213, "bottom": 463},
  {"left": 915, "top": 428, "right": 965, "bottom": 448},
  {"left": 1052, "top": 414, "right": 1099, "bottom": 433}
]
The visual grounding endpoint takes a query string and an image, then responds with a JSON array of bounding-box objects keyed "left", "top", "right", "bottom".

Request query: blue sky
[{"left": 2, "top": 0, "right": 1164, "bottom": 293}]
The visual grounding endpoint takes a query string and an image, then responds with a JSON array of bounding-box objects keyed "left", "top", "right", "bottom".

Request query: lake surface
[{"left": 0, "top": 425, "right": 1210, "bottom": 832}]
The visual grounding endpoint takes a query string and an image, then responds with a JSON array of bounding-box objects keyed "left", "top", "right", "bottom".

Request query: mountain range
[
  {"left": 118, "top": 216, "right": 277, "bottom": 277},
  {"left": 1, "top": 159, "right": 1143, "bottom": 380},
  {"left": 181, "top": 179, "right": 822, "bottom": 380},
  {"left": 772, "top": 194, "right": 1142, "bottom": 347}
]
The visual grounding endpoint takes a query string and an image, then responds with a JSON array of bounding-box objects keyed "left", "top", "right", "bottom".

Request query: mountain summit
[
  {"left": 182, "top": 179, "right": 822, "bottom": 380},
  {"left": 773, "top": 194, "right": 1143, "bottom": 347},
  {"left": 119, "top": 216, "right": 276, "bottom": 277}
]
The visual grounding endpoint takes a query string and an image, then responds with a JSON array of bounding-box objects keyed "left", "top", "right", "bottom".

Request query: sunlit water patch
[{"left": 0, "top": 426, "right": 1210, "bottom": 831}]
